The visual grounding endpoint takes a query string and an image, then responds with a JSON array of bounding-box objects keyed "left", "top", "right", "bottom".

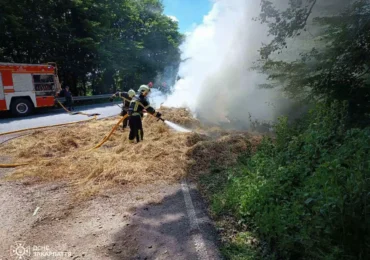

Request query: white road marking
[{"left": 181, "top": 180, "right": 209, "bottom": 260}]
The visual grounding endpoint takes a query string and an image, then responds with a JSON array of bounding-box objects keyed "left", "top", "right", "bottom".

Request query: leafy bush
[{"left": 205, "top": 101, "right": 370, "bottom": 259}]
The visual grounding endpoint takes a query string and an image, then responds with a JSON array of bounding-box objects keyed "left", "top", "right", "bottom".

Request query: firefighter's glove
[
  {"left": 155, "top": 112, "right": 162, "bottom": 119},
  {"left": 109, "top": 97, "right": 114, "bottom": 102}
]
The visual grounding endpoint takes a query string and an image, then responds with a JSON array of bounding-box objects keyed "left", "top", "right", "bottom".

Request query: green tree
[
  {"left": 256, "top": 0, "right": 370, "bottom": 125},
  {"left": 258, "top": 0, "right": 318, "bottom": 59},
  {"left": 0, "top": 0, "right": 182, "bottom": 95}
]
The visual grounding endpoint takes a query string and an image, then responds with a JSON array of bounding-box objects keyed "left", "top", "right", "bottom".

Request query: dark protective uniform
[
  {"left": 112, "top": 92, "right": 133, "bottom": 129},
  {"left": 128, "top": 94, "right": 160, "bottom": 143},
  {"left": 59, "top": 88, "right": 74, "bottom": 111}
]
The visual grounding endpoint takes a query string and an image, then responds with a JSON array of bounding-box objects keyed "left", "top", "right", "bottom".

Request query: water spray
[
  {"left": 164, "top": 121, "right": 192, "bottom": 133},
  {"left": 156, "top": 116, "right": 192, "bottom": 133}
]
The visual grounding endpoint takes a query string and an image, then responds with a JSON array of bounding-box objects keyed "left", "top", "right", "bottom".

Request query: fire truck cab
[{"left": 0, "top": 62, "right": 61, "bottom": 116}]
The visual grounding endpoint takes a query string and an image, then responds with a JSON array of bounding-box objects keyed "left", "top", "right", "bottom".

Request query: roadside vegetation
[
  {"left": 201, "top": 1, "right": 370, "bottom": 259},
  {"left": 202, "top": 102, "right": 370, "bottom": 259}
]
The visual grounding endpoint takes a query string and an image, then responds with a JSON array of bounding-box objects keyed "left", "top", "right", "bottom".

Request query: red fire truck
[{"left": 0, "top": 62, "right": 61, "bottom": 116}]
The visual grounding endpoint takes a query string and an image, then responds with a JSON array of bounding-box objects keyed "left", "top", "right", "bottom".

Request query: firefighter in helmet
[
  {"left": 110, "top": 89, "right": 136, "bottom": 129},
  {"left": 128, "top": 85, "right": 162, "bottom": 143}
]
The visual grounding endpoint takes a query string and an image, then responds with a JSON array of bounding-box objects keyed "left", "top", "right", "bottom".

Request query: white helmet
[
  {"left": 138, "top": 85, "right": 150, "bottom": 96},
  {"left": 128, "top": 89, "right": 135, "bottom": 98}
]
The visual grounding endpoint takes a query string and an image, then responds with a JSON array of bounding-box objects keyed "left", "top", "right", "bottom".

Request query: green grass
[{"left": 200, "top": 101, "right": 370, "bottom": 260}]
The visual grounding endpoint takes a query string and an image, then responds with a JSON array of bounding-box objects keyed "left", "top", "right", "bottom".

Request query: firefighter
[
  {"left": 59, "top": 86, "right": 74, "bottom": 111},
  {"left": 110, "top": 89, "right": 136, "bottom": 129},
  {"left": 128, "top": 85, "right": 162, "bottom": 143}
]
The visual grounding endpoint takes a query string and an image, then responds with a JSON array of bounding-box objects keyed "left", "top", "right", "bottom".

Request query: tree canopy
[
  {"left": 256, "top": 0, "right": 370, "bottom": 125},
  {"left": 0, "top": 0, "right": 183, "bottom": 95}
]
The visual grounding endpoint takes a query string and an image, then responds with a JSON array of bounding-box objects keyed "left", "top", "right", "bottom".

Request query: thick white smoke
[
  {"left": 164, "top": 0, "right": 293, "bottom": 127},
  {"left": 159, "top": 0, "right": 350, "bottom": 129},
  {"left": 148, "top": 88, "right": 167, "bottom": 109}
]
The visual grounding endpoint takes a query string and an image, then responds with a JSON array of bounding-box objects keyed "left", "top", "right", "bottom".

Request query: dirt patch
[
  {"left": 0, "top": 180, "right": 208, "bottom": 260},
  {"left": 0, "top": 180, "right": 72, "bottom": 256}
]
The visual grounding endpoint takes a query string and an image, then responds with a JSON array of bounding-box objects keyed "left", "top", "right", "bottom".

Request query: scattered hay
[
  {"left": 1, "top": 108, "right": 262, "bottom": 197},
  {"left": 186, "top": 134, "right": 257, "bottom": 177},
  {"left": 3, "top": 116, "right": 188, "bottom": 185}
]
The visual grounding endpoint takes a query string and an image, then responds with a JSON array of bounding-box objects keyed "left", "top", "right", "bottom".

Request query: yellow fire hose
[
  {"left": 56, "top": 100, "right": 100, "bottom": 117},
  {"left": 89, "top": 98, "right": 165, "bottom": 151},
  {"left": 0, "top": 163, "right": 28, "bottom": 168},
  {"left": 89, "top": 112, "right": 164, "bottom": 150},
  {"left": 89, "top": 115, "right": 128, "bottom": 150}
]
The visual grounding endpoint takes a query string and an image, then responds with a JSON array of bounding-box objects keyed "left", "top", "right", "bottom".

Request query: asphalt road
[{"left": 0, "top": 103, "right": 122, "bottom": 134}]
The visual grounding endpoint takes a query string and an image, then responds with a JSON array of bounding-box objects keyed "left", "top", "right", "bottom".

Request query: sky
[{"left": 162, "top": 0, "right": 212, "bottom": 33}]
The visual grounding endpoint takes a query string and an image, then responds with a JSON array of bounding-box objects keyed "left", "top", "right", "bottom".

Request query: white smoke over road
[
  {"left": 163, "top": 0, "right": 295, "bottom": 128},
  {"left": 149, "top": 88, "right": 167, "bottom": 109}
]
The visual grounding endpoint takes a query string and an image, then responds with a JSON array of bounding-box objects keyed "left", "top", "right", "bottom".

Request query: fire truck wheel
[{"left": 10, "top": 98, "right": 34, "bottom": 117}]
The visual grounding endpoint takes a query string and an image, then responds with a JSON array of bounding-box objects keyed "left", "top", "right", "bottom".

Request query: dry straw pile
[{"left": 1, "top": 107, "right": 261, "bottom": 196}]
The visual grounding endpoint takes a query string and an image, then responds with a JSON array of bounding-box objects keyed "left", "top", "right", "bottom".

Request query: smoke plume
[
  {"left": 163, "top": 0, "right": 295, "bottom": 128},
  {"left": 162, "top": 0, "right": 350, "bottom": 129}
]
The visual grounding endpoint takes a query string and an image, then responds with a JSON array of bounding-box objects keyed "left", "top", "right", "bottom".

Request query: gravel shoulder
[{"left": 0, "top": 177, "right": 221, "bottom": 260}]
